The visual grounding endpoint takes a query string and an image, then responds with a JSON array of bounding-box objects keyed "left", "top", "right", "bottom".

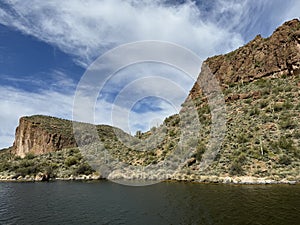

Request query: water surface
[{"left": 0, "top": 181, "right": 299, "bottom": 225}]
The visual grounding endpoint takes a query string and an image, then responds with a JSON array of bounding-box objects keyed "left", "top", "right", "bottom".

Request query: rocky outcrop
[
  {"left": 188, "top": 19, "right": 300, "bottom": 100},
  {"left": 12, "top": 116, "right": 76, "bottom": 157}
]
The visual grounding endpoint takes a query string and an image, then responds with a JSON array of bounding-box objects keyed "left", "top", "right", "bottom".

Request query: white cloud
[
  {"left": 1, "top": 0, "right": 299, "bottom": 149},
  {"left": 0, "top": 0, "right": 245, "bottom": 66},
  {"left": 0, "top": 85, "right": 74, "bottom": 148}
]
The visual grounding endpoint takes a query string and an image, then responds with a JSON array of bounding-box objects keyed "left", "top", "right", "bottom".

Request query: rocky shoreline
[{"left": 0, "top": 174, "right": 298, "bottom": 185}]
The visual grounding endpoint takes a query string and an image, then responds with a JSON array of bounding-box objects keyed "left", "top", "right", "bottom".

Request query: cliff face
[
  {"left": 12, "top": 116, "right": 76, "bottom": 157},
  {"left": 188, "top": 19, "right": 300, "bottom": 100}
]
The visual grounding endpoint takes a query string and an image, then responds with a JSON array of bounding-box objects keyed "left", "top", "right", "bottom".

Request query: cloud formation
[
  {"left": 0, "top": 0, "right": 299, "bottom": 148},
  {"left": 1, "top": 0, "right": 299, "bottom": 66},
  {"left": 0, "top": 0, "right": 245, "bottom": 66},
  {"left": 0, "top": 84, "right": 74, "bottom": 148}
]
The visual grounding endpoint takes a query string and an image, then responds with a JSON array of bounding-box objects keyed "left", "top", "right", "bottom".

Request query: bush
[
  {"left": 24, "top": 153, "right": 35, "bottom": 160},
  {"left": 278, "top": 136, "right": 295, "bottom": 151},
  {"left": 15, "top": 163, "right": 41, "bottom": 177},
  {"left": 44, "top": 166, "right": 55, "bottom": 178},
  {"left": 0, "top": 162, "right": 11, "bottom": 172},
  {"left": 169, "top": 129, "right": 176, "bottom": 137},
  {"left": 237, "top": 153, "right": 247, "bottom": 164},
  {"left": 259, "top": 100, "right": 268, "bottom": 109},
  {"left": 229, "top": 160, "right": 244, "bottom": 176},
  {"left": 65, "top": 156, "right": 79, "bottom": 167},
  {"left": 195, "top": 143, "right": 206, "bottom": 161},
  {"left": 249, "top": 107, "right": 260, "bottom": 116},
  {"left": 278, "top": 155, "right": 292, "bottom": 165},
  {"left": 73, "top": 163, "right": 94, "bottom": 175},
  {"left": 279, "top": 118, "right": 296, "bottom": 129},
  {"left": 237, "top": 134, "right": 248, "bottom": 144}
]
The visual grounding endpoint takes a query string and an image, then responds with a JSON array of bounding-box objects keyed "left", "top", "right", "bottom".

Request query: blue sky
[{"left": 0, "top": 0, "right": 299, "bottom": 148}]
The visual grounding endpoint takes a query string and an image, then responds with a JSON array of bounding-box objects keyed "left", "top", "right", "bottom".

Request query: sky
[{"left": 0, "top": 0, "right": 299, "bottom": 149}]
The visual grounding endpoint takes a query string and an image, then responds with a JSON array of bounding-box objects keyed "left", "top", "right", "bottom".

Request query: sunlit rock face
[{"left": 12, "top": 116, "right": 76, "bottom": 157}]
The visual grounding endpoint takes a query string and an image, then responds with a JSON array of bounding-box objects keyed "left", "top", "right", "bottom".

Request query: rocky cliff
[
  {"left": 12, "top": 116, "right": 76, "bottom": 157},
  {"left": 189, "top": 19, "right": 300, "bottom": 100}
]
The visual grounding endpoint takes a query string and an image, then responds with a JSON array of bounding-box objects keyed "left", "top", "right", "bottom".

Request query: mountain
[
  {"left": 1, "top": 19, "right": 299, "bottom": 183},
  {"left": 180, "top": 18, "right": 300, "bottom": 182}
]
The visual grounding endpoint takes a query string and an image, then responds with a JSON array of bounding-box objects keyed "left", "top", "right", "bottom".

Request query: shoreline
[{"left": 0, "top": 175, "right": 298, "bottom": 185}]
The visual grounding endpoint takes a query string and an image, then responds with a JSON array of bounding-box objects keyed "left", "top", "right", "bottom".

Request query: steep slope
[{"left": 179, "top": 19, "right": 300, "bottom": 181}]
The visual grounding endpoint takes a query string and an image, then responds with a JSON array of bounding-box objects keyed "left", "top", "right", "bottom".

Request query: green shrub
[
  {"left": 195, "top": 143, "right": 206, "bottom": 161},
  {"left": 259, "top": 100, "right": 269, "bottom": 109},
  {"left": 249, "top": 107, "right": 260, "bottom": 116},
  {"left": 229, "top": 160, "right": 244, "bottom": 176},
  {"left": 278, "top": 136, "right": 295, "bottom": 151},
  {"left": 73, "top": 163, "right": 94, "bottom": 175},
  {"left": 0, "top": 162, "right": 11, "bottom": 172},
  {"left": 278, "top": 155, "right": 292, "bottom": 165},
  {"left": 65, "top": 156, "right": 79, "bottom": 167},
  {"left": 15, "top": 163, "right": 41, "bottom": 177},
  {"left": 14, "top": 156, "right": 22, "bottom": 161},
  {"left": 44, "top": 166, "right": 55, "bottom": 178},
  {"left": 279, "top": 118, "right": 296, "bottom": 129},
  {"left": 282, "top": 100, "right": 293, "bottom": 110},
  {"left": 24, "top": 153, "right": 35, "bottom": 160},
  {"left": 237, "top": 134, "right": 249, "bottom": 144},
  {"left": 169, "top": 129, "right": 176, "bottom": 137},
  {"left": 237, "top": 153, "right": 247, "bottom": 164}
]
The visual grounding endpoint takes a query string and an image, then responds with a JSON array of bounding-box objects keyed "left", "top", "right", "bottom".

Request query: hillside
[
  {"left": 180, "top": 18, "right": 300, "bottom": 181},
  {"left": 0, "top": 19, "right": 300, "bottom": 183}
]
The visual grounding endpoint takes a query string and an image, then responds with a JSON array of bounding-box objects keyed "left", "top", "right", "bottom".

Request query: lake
[{"left": 0, "top": 181, "right": 299, "bottom": 225}]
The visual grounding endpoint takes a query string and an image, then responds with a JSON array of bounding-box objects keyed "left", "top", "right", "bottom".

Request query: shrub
[
  {"left": 15, "top": 163, "right": 41, "bottom": 177},
  {"left": 169, "top": 129, "right": 176, "bottom": 137},
  {"left": 282, "top": 100, "right": 293, "bottom": 110},
  {"left": 0, "top": 162, "right": 11, "bottom": 172},
  {"left": 73, "top": 163, "right": 94, "bottom": 175},
  {"left": 195, "top": 143, "right": 206, "bottom": 161},
  {"left": 279, "top": 118, "right": 296, "bottom": 129},
  {"left": 237, "top": 134, "right": 248, "bottom": 144},
  {"left": 44, "top": 166, "right": 55, "bottom": 178},
  {"left": 278, "top": 155, "right": 292, "bottom": 165},
  {"left": 14, "top": 156, "right": 22, "bottom": 161},
  {"left": 249, "top": 107, "right": 260, "bottom": 116},
  {"left": 259, "top": 100, "right": 269, "bottom": 109},
  {"left": 229, "top": 160, "right": 244, "bottom": 176},
  {"left": 65, "top": 156, "right": 79, "bottom": 167},
  {"left": 24, "top": 153, "right": 35, "bottom": 160},
  {"left": 278, "top": 136, "right": 294, "bottom": 151},
  {"left": 237, "top": 153, "right": 247, "bottom": 164}
]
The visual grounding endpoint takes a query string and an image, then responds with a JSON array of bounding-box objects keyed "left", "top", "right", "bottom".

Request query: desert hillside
[{"left": 0, "top": 19, "right": 299, "bottom": 183}]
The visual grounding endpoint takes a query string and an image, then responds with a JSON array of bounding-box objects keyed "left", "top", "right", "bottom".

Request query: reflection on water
[{"left": 0, "top": 181, "right": 299, "bottom": 225}]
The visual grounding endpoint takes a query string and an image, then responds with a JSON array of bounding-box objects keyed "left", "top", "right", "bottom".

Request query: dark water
[{"left": 0, "top": 181, "right": 299, "bottom": 225}]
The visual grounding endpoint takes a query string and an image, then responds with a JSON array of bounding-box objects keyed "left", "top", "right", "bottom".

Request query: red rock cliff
[
  {"left": 12, "top": 116, "right": 76, "bottom": 157},
  {"left": 188, "top": 19, "right": 300, "bottom": 100}
]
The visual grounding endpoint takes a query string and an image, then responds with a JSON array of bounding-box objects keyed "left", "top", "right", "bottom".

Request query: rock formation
[
  {"left": 188, "top": 19, "right": 300, "bottom": 100},
  {"left": 12, "top": 116, "right": 76, "bottom": 157}
]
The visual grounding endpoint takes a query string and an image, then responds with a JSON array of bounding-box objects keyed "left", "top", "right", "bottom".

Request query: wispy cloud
[
  {"left": 0, "top": 0, "right": 298, "bottom": 67},
  {"left": 0, "top": 84, "right": 74, "bottom": 148},
  {"left": 0, "top": 0, "right": 246, "bottom": 66},
  {"left": 1, "top": 0, "right": 299, "bottom": 148}
]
